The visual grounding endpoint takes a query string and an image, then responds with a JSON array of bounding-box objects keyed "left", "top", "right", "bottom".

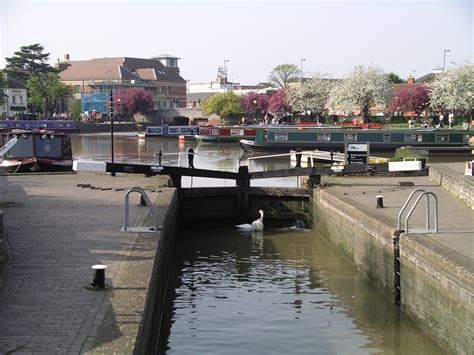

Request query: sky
[{"left": 1, "top": 0, "right": 472, "bottom": 84}]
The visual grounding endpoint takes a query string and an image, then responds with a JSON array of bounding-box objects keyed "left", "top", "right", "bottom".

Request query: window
[
  {"left": 230, "top": 129, "right": 244, "bottom": 136},
  {"left": 35, "top": 136, "right": 64, "bottom": 158},
  {"left": 73, "top": 85, "right": 81, "bottom": 93},
  {"left": 345, "top": 133, "right": 357, "bottom": 141},
  {"left": 404, "top": 134, "right": 422, "bottom": 142},
  {"left": 317, "top": 133, "right": 331, "bottom": 141},
  {"left": 274, "top": 132, "right": 288, "bottom": 141},
  {"left": 383, "top": 134, "right": 391, "bottom": 142},
  {"left": 435, "top": 134, "right": 449, "bottom": 142}
]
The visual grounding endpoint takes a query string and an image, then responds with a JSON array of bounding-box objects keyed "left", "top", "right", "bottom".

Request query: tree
[
  {"left": 4, "top": 44, "right": 56, "bottom": 83},
  {"left": 200, "top": 92, "right": 242, "bottom": 123},
  {"left": 240, "top": 92, "right": 269, "bottom": 120},
  {"left": 329, "top": 65, "right": 393, "bottom": 120},
  {"left": 267, "top": 89, "right": 290, "bottom": 116},
  {"left": 428, "top": 63, "right": 474, "bottom": 116},
  {"left": 27, "top": 73, "right": 72, "bottom": 115},
  {"left": 387, "top": 72, "right": 405, "bottom": 84},
  {"left": 288, "top": 74, "right": 333, "bottom": 118},
  {"left": 114, "top": 87, "right": 154, "bottom": 115},
  {"left": 0, "top": 73, "right": 6, "bottom": 106},
  {"left": 388, "top": 85, "right": 430, "bottom": 118},
  {"left": 68, "top": 99, "right": 82, "bottom": 121},
  {"left": 268, "top": 64, "right": 300, "bottom": 89}
]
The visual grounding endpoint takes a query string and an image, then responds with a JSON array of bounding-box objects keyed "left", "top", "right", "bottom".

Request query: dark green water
[{"left": 157, "top": 226, "right": 442, "bottom": 354}]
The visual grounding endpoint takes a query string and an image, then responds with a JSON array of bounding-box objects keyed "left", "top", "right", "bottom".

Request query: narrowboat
[
  {"left": 137, "top": 124, "right": 199, "bottom": 138},
  {"left": 0, "top": 129, "right": 73, "bottom": 173},
  {"left": 194, "top": 126, "right": 259, "bottom": 143},
  {"left": 239, "top": 127, "right": 472, "bottom": 153},
  {"left": 0, "top": 120, "right": 78, "bottom": 132}
]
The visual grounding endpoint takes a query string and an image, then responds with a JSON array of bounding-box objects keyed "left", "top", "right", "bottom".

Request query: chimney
[{"left": 64, "top": 54, "right": 70, "bottom": 61}]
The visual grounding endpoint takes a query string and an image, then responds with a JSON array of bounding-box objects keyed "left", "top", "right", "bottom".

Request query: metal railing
[
  {"left": 121, "top": 187, "right": 161, "bottom": 233},
  {"left": 397, "top": 189, "right": 438, "bottom": 234}
]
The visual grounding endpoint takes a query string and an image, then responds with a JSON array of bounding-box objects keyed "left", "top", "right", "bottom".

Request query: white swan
[{"left": 236, "top": 210, "right": 264, "bottom": 231}]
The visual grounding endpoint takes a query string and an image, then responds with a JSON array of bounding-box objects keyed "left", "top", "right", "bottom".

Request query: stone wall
[
  {"left": 429, "top": 164, "right": 474, "bottom": 210},
  {"left": 312, "top": 188, "right": 473, "bottom": 354}
]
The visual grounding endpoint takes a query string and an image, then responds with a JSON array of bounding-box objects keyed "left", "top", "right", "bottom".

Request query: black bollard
[
  {"left": 376, "top": 195, "right": 384, "bottom": 208},
  {"left": 90, "top": 264, "right": 107, "bottom": 289},
  {"left": 295, "top": 148, "right": 302, "bottom": 168},
  {"left": 330, "top": 150, "right": 334, "bottom": 164},
  {"left": 188, "top": 147, "right": 195, "bottom": 168},
  {"left": 158, "top": 150, "right": 162, "bottom": 165}
]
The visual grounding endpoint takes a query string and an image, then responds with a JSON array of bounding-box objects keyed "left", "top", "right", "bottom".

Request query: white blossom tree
[
  {"left": 288, "top": 73, "right": 334, "bottom": 118},
  {"left": 329, "top": 65, "right": 393, "bottom": 120},
  {"left": 429, "top": 62, "right": 474, "bottom": 116}
]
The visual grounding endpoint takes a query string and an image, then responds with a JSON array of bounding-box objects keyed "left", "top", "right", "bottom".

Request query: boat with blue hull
[
  {"left": 0, "top": 129, "right": 73, "bottom": 173},
  {"left": 239, "top": 127, "right": 472, "bottom": 153},
  {"left": 137, "top": 124, "right": 199, "bottom": 138}
]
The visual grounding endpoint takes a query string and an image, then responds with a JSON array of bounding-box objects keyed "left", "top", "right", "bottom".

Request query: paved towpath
[
  {"left": 0, "top": 172, "right": 173, "bottom": 354},
  {"left": 321, "top": 162, "right": 474, "bottom": 267}
]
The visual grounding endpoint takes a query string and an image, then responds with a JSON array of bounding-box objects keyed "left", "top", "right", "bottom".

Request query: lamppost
[
  {"left": 300, "top": 58, "right": 306, "bottom": 83},
  {"left": 253, "top": 99, "right": 258, "bottom": 123},
  {"left": 443, "top": 49, "right": 450, "bottom": 71}
]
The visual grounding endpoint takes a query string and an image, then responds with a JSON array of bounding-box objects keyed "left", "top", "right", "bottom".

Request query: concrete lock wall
[
  {"left": 312, "top": 188, "right": 473, "bottom": 355},
  {"left": 134, "top": 190, "right": 179, "bottom": 354},
  {"left": 0, "top": 211, "right": 6, "bottom": 272},
  {"left": 429, "top": 164, "right": 474, "bottom": 210},
  {"left": 400, "top": 234, "right": 473, "bottom": 355},
  {"left": 312, "top": 189, "right": 396, "bottom": 296}
]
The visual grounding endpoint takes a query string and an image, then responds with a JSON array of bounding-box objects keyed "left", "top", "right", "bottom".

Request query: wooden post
[
  {"left": 237, "top": 166, "right": 250, "bottom": 222},
  {"left": 308, "top": 175, "right": 321, "bottom": 188}
]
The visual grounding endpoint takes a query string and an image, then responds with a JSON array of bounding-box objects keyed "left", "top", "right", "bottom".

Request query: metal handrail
[
  {"left": 404, "top": 192, "right": 438, "bottom": 234},
  {"left": 121, "top": 187, "right": 161, "bottom": 233},
  {"left": 397, "top": 189, "right": 425, "bottom": 230}
]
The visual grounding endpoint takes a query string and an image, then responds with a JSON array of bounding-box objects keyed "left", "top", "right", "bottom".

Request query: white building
[{"left": 0, "top": 74, "right": 27, "bottom": 118}]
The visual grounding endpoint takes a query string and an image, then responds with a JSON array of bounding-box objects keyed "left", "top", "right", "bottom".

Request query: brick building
[{"left": 58, "top": 54, "right": 187, "bottom": 112}]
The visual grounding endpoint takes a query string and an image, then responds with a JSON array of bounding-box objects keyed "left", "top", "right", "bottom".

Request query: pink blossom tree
[
  {"left": 240, "top": 92, "right": 270, "bottom": 120},
  {"left": 267, "top": 89, "right": 291, "bottom": 116},
  {"left": 388, "top": 85, "right": 430, "bottom": 118},
  {"left": 114, "top": 87, "right": 154, "bottom": 115}
]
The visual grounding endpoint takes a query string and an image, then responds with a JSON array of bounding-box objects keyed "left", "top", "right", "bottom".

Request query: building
[
  {"left": 0, "top": 73, "right": 27, "bottom": 118},
  {"left": 58, "top": 54, "right": 187, "bottom": 113}
]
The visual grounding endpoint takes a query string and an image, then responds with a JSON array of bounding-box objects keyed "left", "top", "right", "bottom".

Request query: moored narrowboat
[
  {"left": 137, "top": 124, "right": 199, "bottom": 138},
  {"left": 195, "top": 126, "right": 258, "bottom": 143},
  {"left": 0, "top": 129, "right": 73, "bottom": 173},
  {"left": 239, "top": 127, "right": 472, "bottom": 153}
]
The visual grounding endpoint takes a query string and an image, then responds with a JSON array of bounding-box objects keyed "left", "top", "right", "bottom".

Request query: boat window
[
  {"left": 383, "top": 134, "right": 391, "bottom": 142},
  {"left": 345, "top": 133, "right": 357, "bottom": 141},
  {"left": 230, "top": 129, "right": 244, "bottom": 136},
  {"left": 274, "top": 132, "right": 288, "bottom": 141},
  {"left": 317, "top": 133, "right": 331, "bottom": 141},
  {"left": 211, "top": 128, "right": 219, "bottom": 136},
  {"left": 5, "top": 135, "right": 34, "bottom": 158},
  {"left": 404, "top": 134, "right": 422, "bottom": 142},
  {"left": 35, "top": 135, "right": 64, "bottom": 158},
  {"left": 435, "top": 134, "right": 449, "bottom": 142}
]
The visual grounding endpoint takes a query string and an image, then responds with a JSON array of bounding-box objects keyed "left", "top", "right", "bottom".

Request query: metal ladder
[
  {"left": 121, "top": 187, "right": 161, "bottom": 233},
  {"left": 397, "top": 189, "right": 439, "bottom": 234}
]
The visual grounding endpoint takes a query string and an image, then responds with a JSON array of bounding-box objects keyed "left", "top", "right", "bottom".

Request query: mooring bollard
[
  {"left": 376, "top": 195, "right": 384, "bottom": 208},
  {"left": 158, "top": 150, "right": 162, "bottom": 165},
  {"left": 188, "top": 147, "right": 195, "bottom": 168},
  {"left": 89, "top": 264, "right": 107, "bottom": 289}
]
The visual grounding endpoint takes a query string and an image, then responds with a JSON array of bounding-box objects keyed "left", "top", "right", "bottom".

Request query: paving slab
[{"left": 0, "top": 172, "right": 173, "bottom": 354}]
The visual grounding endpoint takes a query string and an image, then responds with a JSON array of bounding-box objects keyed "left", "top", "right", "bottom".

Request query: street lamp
[
  {"left": 253, "top": 99, "right": 258, "bottom": 123},
  {"left": 300, "top": 58, "right": 306, "bottom": 83},
  {"left": 443, "top": 49, "right": 450, "bottom": 71}
]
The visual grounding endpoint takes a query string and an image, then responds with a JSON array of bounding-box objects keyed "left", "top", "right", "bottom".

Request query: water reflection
[
  {"left": 158, "top": 227, "right": 442, "bottom": 354},
  {"left": 71, "top": 134, "right": 298, "bottom": 188}
]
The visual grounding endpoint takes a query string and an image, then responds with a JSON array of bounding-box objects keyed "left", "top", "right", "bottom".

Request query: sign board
[{"left": 345, "top": 142, "right": 370, "bottom": 164}]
